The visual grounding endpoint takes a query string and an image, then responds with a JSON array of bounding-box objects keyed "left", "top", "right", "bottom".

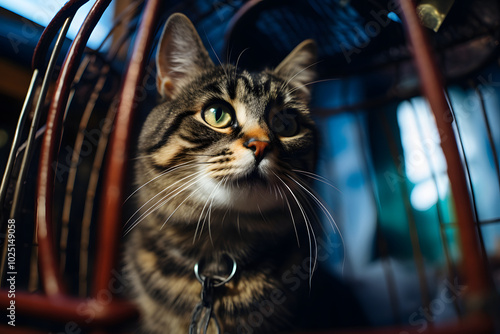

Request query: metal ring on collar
[{"left": 194, "top": 254, "right": 237, "bottom": 287}]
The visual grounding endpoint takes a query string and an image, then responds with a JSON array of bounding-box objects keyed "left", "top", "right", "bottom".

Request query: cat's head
[{"left": 136, "top": 13, "right": 317, "bottom": 218}]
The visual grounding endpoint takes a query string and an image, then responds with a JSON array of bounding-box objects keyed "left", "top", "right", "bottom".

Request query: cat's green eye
[
  {"left": 202, "top": 104, "right": 233, "bottom": 128},
  {"left": 271, "top": 110, "right": 299, "bottom": 137}
]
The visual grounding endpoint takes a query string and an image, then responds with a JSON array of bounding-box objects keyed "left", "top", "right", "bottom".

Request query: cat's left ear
[
  {"left": 156, "top": 13, "right": 214, "bottom": 99},
  {"left": 274, "top": 39, "right": 317, "bottom": 98}
]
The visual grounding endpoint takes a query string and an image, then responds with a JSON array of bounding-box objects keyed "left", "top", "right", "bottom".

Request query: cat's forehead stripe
[{"left": 231, "top": 99, "right": 247, "bottom": 125}]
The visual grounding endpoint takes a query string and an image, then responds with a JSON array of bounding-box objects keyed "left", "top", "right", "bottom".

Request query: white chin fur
[
  {"left": 212, "top": 183, "right": 280, "bottom": 213},
  {"left": 195, "top": 161, "right": 281, "bottom": 213}
]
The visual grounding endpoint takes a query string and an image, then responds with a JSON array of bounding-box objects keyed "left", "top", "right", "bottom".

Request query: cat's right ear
[{"left": 156, "top": 13, "right": 214, "bottom": 99}]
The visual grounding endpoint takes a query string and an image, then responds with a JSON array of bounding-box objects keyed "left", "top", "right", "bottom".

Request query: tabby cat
[{"left": 125, "top": 13, "right": 327, "bottom": 334}]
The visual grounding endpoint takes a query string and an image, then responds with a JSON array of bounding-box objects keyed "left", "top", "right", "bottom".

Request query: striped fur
[{"left": 125, "top": 13, "right": 320, "bottom": 333}]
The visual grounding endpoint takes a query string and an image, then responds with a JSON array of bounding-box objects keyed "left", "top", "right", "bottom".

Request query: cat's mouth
[
  {"left": 233, "top": 168, "right": 268, "bottom": 187},
  {"left": 198, "top": 160, "right": 283, "bottom": 213},
  {"left": 230, "top": 158, "right": 275, "bottom": 187}
]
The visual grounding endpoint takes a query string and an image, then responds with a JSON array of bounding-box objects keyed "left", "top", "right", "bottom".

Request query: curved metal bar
[
  {"left": 0, "top": 16, "right": 73, "bottom": 285},
  {"left": 36, "top": 0, "right": 112, "bottom": 297},
  {"left": 223, "top": 0, "right": 263, "bottom": 63},
  {"left": 77, "top": 18, "right": 142, "bottom": 296},
  {"left": 0, "top": 290, "right": 138, "bottom": 327},
  {"left": 397, "top": 0, "right": 491, "bottom": 296},
  {"left": 58, "top": 60, "right": 95, "bottom": 275},
  {"left": 443, "top": 89, "right": 492, "bottom": 288},
  {"left": 475, "top": 84, "right": 500, "bottom": 191},
  {"left": 10, "top": 15, "right": 72, "bottom": 220},
  {"left": 96, "top": 0, "right": 144, "bottom": 53},
  {"left": 93, "top": 0, "right": 162, "bottom": 295},
  {"left": 32, "top": 0, "right": 90, "bottom": 70},
  {"left": 60, "top": 60, "right": 108, "bottom": 278},
  {"left": 354, "top": 114, "right": 402, "bottom": 324},
  {"left": 0, "top": 70, "right": 39, "bottom": 278},
  {"left": 378, "top": 112, "right": 432, "bottom": 314},
  {"left": 78, "top": 91, "right": 116, "bottom": 297},
  {"left": 59, "top": 5, "right": 142, "bottom": 280},
  {"left": 0, "top": 70, "right": 39, "bottom": 211}
]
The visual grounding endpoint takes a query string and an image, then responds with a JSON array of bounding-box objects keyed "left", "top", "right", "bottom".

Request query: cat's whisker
[
  {"left": 279, "top": 184, "right": 300, "bottom": 247},
  {"left": 257, "top": 204, "right": 266, "bottom": 225},
  {"left": 287, "top": 174, "right": 342, "bottom": 236},
  {"left": 292, "top": 169, "right": 342, "bottom": 194},
  {"left": 226, "top": 45, "right": 235, "bottom": 85},
  {"left": 276, "top": 185, "right": 285, "bottom": 201},
  {"left": 279, "top": 61, "right": 321, "bottom": 93},
  {"left": 299, "top": 192, "right": 330, "bottom": 238},
  {"left": 288, "top": 78, "right": 338, "bottom": 95},
  {"left": 125, "top": 172, "right": 207, "bottom": 235},
  {"left": 185, "top": 153, "right": 223, "bottom": 157},
  {"left": 160, "top": 182, "right": 207, "bottom": 230},
  {"left": 130, "top": 154, "right": 156, "bottom": 161},
  {"left": 226, "top": 44, "right": 232, "bottom": 68},
  {"left": 286, "top": 173, "right": 346, "bottom": 275},
  {"left": 206, "top": 177, "right": 225, "bottom": 245},
  {"left": 124, "top": 169, "right": 205, "bottom": 229},
  {"left": 124, "top": 161, "right": 198, "bottom": 203},
  {"left": 220, "top": 195, "right": 231, "bottom": 227},
  {"left": 194, "top": 174, "right": 226, "bottom": 243},
  {"left": 211, "top": 176, "right": 230, "bottom": 241},
  {"left": 147, "top": 173, "right": 208, "bottom": 230},
  {"left": 274, "top": 172, "right": 317, "bottom": 287},
  {"left": 293, "top": 188, "right": 333, "bottom": 257},
  {"left": 237, "top": 212, "right": 241, "bottom": 236},
  {"left": 203, "top": 31, "right": 230, "bottom": 83},
  {"left": 272, "top": 184, "right": 279, "bottom": 201},
  {"left": 233, "top": 47, "right": 249, "bottom": 83}
]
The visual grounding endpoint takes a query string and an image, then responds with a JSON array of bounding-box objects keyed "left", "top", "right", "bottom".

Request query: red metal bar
[
  {"left": 396, "top": 0, "right": 491, "bottom": 296},
  {"left": 0, "top": 290, "right": 137, "bottom": 328},
  {"left": 92, "top": 0, "right": 162, "bottom": 295},
  {"left": 32, "top": 0, "right": 90, "bottom": 70},
  {"left": 0, "top": 326, "right": 46, "bottom": 334},
  {"left": 36, "top": 0, "right": 112, "bottom": 296}
]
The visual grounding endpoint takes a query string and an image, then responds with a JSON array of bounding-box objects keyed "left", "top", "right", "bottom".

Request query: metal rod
[
  {"left": 397, "top": 0, "right": 491, "bottom": 296},
  {"left": 36, "top": 0, "right": 112, "bottom": 297},
  {"left": 78, "top": 19, "right": 140, "bottom": 296},
  {"left": 59, "top": 56, "right": 105, "bottom": 274},
  {"left": 11, "top": 16, "right": 73, "bottom": 220},
  {"left": 478, "top": 217, "right": 500, "bottom": 225},
  {"left": 0, "top": 17, "right": 73, "bottom": 285},
  {"left": 60, "top": 6, "right": 141, "bottom": 280},
  {"left": 32, "top": 0, "right": 90, "bottom": 70},
  {"left": 79, "top": 97, "right": 116, "bottom": 297},
  {"left": 223, "top": 0, "right": 263, "bottom": 62},
  {"left": 0, "top": 70, "right": 39, "bottom": 278},
  {"left": 443, "top": 89, "right": 492, "bottom": 288},
  {"left": 0, "top": 70, "right": 39, "bottom": 211},
  {"left": 475, "top": 84, "right": 500, "bottom": 193},
  {"left": 378, "top": 112, "right": 432, "bottom": 316},
  {"left": 355, "top": 114, "right": 402, "bottom": 324},
  {"left": 409, "top": 98, "right": 462, "bottom": 318},
  {"left": 93, "top": 0, "right": 162, "bottom": 295},
  {"left": 97, "top": 0, "right": 144, "bottom": 53},
  {"left": 58, "top": 54, "right": 99, "bottom": 277}
]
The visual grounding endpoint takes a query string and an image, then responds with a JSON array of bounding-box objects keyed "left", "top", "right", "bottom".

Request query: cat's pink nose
[{"left": 245, "top": 139, "right": 270, "bottom": 160}]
